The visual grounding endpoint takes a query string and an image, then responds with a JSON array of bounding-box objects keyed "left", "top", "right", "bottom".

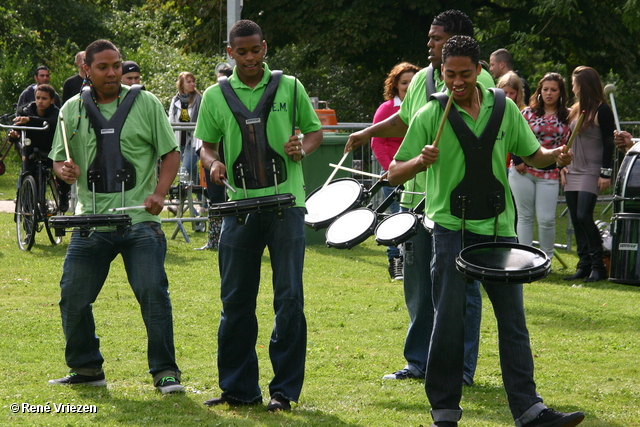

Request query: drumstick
[
  {"left": 221, "top": 178, "right": 237, "bottom": 194},
  {"left": 109, "top": 205, "right": 147, "bottom": 212},
  {"left": 564, "top": 110, "right": 585, "bottom": 153},
  {"left": 432, "top": 92, "right": 454, "bottom": 148},
  {"left": 328, "top": 163, "right": 383, "bottom": 179},
  {"left": 322, "top": 151, "right": 349, "bottom": 189},
  {"left": 59, "top": 112, "right": 71, "bottom": 161}
]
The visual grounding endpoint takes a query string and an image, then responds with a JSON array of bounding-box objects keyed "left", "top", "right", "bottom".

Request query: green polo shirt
[
  {"left": 50, "top": 86, "right": 178, "bottom": 225},
  {"left": 195, "top": 63, "right": 321, "bottom": 208},
  {"left": 395, "top": 83, "right": 540, "bottom": 236},
  {"left": 396, "top": 66, "right": 495, "bottom": 209}
]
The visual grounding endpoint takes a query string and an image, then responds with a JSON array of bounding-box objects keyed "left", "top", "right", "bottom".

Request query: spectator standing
[
  {"left": 371, "top": 61, "right": 420, "bottom": 280},
  {"left": 62, "top": 51, "right": 86, "bottom": 104},
  {"left": 510, "top": 73, "right": 571, "bottom": 260},
  {"left": 561, "top": 66, "right": 615, "bottom": 282},
  {"left": 489, "top": 48, "right": 531, "bottom": 104},
  {"left": 121, "top": 61, "right": 141, "bottom": 85}
]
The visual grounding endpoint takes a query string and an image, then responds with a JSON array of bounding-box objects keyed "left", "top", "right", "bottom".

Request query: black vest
[
  {"left": 430, "top": 88, "right": 507, "bottom": 220},
  {"left": 82, "top": 85, "right": 142, "bottom": 193},
  {"left": 218, "top": 71, "right": 288, "bottom": 190}
]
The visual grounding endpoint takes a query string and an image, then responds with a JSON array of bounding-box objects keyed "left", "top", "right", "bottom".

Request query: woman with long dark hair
[
  {"left": 562, "top": 66, "right": 615, "bottom": 281},
  {"left": 509, "top": 73, "right": 571, "bottom": 260}
]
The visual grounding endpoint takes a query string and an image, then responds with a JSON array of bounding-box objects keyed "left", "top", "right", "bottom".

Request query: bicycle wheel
[
  {"left": 16, "top": 175, "right": 37, "bottom": 251},
  {"left": 44, "top": 173, "right": 62, "bottom": 245}
]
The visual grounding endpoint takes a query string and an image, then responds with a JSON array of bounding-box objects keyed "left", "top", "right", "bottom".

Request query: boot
[
  {"left": 584, "top": 232, "right": 607, "bottom": 282},
  {"left": 563, "top": 267, "right": 591, "bottom": 281}
]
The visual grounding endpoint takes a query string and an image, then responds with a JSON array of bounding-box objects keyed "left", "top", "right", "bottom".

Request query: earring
[{"left": 538, "top": 93, "right": 542, "bottom": 103}]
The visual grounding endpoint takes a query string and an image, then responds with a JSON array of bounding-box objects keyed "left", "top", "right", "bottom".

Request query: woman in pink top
[{"left": 371, "top": 62, "right": 419, "bottom": 278}]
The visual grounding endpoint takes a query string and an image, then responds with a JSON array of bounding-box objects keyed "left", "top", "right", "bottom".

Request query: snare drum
[
  {"left": 325, "top": 207, "right": 377, "bottom": 249},
  {"left": 49, "top": 214, "right": 132, "bottom": 237},
  {"left": 375, "top": 212, "right": 420, "bottom": 246},
  {"left": 209, "top": 194, "right": 296, "bottom": 224},
  {"left": 422, "top": 215, "right": 434, "bottom": 233},
  {"left": 609, "top": 213, "right": 640, "bottom": 285},
  {"left": 305, "top": 178, "right": 365, "bottom": 230},
  {"left": 456, "top": 242, "right": 550, "bottom": 284}
]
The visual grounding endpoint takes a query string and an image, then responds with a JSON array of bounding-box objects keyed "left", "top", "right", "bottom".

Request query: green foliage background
[{"left": 2, "top": 0, "right": 640, "bottom": 122}]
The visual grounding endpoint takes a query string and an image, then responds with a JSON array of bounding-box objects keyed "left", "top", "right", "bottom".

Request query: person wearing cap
[{"left": 121, "top": 61, "right": 141, "bottom": 85}]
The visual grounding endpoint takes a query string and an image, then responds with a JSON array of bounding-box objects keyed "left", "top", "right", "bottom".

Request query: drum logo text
[
  {"left": 245, "top": 118, "right": 261, "bottom": 125},
  {"left": 618, "top": 243, "right": 638, "bottom": 251}
]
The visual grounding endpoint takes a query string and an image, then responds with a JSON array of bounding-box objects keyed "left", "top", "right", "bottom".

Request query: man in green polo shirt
[
  {"left": 195, "top": 19, "right": 322, "bottom": 412},
  {"left": 48, "top": 39, "right": 183, "bottom": 394},
  {"left": 346, "top": 9, "right": 491, "bottom": 386},
  {"left": 389, "top": 35, "right": 583, "bottom": 427}
]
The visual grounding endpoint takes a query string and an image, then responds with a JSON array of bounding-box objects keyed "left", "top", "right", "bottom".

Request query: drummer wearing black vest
[
  {"left": 388, "top": 36, "right": 583, "bottom": 427},
  {"left": 195, "top": 20, "right": 322, "bottom": 411},
  {"left": 48, "top": 39, "right": 184, "bottom": 394}
]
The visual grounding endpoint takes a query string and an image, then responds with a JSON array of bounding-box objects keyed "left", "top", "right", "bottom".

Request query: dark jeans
[
  {"left": 427, "top": 224, "right": 545, "bottom": 425},
  {"left": 217, "top": 207, "right": 307, "bottom": 403},
  {"left": 58, "top": 222, "right": 180, "bottom": 384}
]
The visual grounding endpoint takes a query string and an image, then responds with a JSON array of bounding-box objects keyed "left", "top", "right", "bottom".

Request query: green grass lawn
[{"left": 1, "top": 210, "right": 639, "bottom": 426}]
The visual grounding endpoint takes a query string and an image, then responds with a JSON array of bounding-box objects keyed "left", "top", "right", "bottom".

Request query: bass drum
[
  {"left": 613, "top": 143, "right": 640, "bottom": 213},
  {"left": 609, "top": 213, "right": 640, "bottom": 285},
  {"left": 455, "top": 242, "right": 550, "bottom": 284}
]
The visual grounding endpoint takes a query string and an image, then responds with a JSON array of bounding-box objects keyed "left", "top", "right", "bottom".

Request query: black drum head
[{"left": 456, "top": 242, "right": 551, "bottom": 284}]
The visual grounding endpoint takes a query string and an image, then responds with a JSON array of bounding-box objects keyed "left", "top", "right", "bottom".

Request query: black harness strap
[
  {"left": 218, "top": 71, "right": 288, "bottom": 190},
  {"left": 425, "top": 65, "right": 437, "bottom": 102},
  {"left": 83, "top": 85, "right": 142, "bottom": 193},
  {"left": 430, "top": 88, "right": 507, "bottom": 220}
]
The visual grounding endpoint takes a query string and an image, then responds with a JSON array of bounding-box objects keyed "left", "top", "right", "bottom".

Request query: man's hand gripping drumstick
[{"left": 54, "top": 112, "right": 81, "bottom": 185}]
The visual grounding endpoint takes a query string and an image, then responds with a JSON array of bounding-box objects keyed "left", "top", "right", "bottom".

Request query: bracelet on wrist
[
  {"left": 209, "top": 158, "right": 221, "bottom": 170},
  {"left": 600, "top": 167, "right": 612, "bottom": 177}
]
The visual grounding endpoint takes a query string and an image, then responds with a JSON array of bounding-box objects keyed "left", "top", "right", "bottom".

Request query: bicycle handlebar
[{"left": 0, "top": 122, "right": 50, "bottom": 131}]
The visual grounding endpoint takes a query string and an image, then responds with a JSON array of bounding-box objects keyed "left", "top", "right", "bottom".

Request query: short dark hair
[
  {"left": 85, "top": 39, "right": 120, "bottom": 67},
  {"left": 432, "top": 10, "right": 474, "bottom": 37},
  {"left": 442, "top": 35, "right": 480, "bottom": 66},
  {"left": 34, "top": 65, "right": 49, "bottom": 76},
  {"left": 491, "top": 48, "right": 514, "bottom": 70},
  {"left": 229, "top": 20, "right": 263, "bottom": 46},
  {"left": 35, "top": 84, "right": 56, "bottom": 99}
]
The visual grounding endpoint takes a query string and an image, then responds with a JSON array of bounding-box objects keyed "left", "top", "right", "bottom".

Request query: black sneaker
[
  {"left": 204, "top": 395, "right": 262, "bottom": 406},
  {"left": 155, "top": 376, "right": 185, "bottom": 394},
  {"left": 48, "top": 372, "right": 106, "bottom": 386},
  {"left": 382, "top": 368, "right": 424, "bottom": 380},
  {"left": 388, "top": 256, "right": 403, "bottom": 281},
  {"left": 267, "top": 394, "right": 291, "bottom": 411},
  {"left": 525, "top": 408, "right": 585, "bottom": 427}
]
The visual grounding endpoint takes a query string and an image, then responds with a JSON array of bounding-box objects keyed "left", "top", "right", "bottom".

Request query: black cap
[{"left": 122, "top": 61, "right": 140, "bottom": 74}]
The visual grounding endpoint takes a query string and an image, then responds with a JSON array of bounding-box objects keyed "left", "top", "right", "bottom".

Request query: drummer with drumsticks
[
  {"left": 48, "top": 39, "right": 185, "bottom": 394},
  {"left": 195, "top": 20, "right": 322, "bottom": 412},
  {"left": 388, "top": 36, "right": 584, "bottom": 427}
]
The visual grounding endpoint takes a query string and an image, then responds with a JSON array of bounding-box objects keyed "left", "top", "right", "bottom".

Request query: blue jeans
[
  {"left": 400, "top": 222, "right": 433, "bottom": 377},
  {"left": 217, "top": 207, "right": 307, "bottom": 403},
  {"left": 427, "top": 224, "right": 545, "bottom": 425},
  {"left": 382, "top": 184, "right": 401, "bottom": 260},
  {"left": 463, "top": 280, "right": 481, "bottom": 385},
  {"left": 58, "top": 222, "right": 180, "bottom": 384}
]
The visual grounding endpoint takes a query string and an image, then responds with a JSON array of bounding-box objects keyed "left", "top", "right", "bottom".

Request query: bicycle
[{"left": 0, "top": 122, "right": 63, "bottom": 250}]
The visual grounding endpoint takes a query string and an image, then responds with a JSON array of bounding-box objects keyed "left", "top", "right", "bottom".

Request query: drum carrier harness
[
  {"left": 82, "top": 85, "right": 142, "bottom": 199},
  {"left": 218, "top": 70, "right": 287, "bottom": 192},
  {"left": 430, "top": 88, "right": 506, "bottom": 241}
]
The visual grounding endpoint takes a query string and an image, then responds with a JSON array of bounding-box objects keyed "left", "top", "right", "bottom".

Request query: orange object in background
[{"left": 314, "top": 100, "right": 337, "bottom": 131}]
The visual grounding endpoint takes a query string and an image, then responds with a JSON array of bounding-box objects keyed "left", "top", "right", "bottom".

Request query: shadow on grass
[{"left": 68, "top": 386, "right": 363, "bottom": 426}]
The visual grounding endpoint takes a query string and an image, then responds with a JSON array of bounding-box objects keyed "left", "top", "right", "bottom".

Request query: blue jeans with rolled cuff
[{"left": 427, "top": 223, "right": 546, "bottom": 425}]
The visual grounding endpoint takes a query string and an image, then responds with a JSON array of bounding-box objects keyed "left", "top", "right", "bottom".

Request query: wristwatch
[{"left": 600, "top": 167, "right": 612, "bottom": 178}]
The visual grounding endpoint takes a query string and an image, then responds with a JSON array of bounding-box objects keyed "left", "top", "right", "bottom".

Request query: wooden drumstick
[
  {"left": 432, "top": 92, "right": 454, "bottom": 148},
  {"left": 322, "top": 151, "right": 349, "bottom": 189},
  {"left": 59, "top": 112, "right": 71, "bottom": 161},
  {"left": 328, "top": 163, "right": 383, "bottom": 179},
  {"left": 109, "top": 205, "right": 147, "bottom": 212},
  {"left": 564, "top": 110, "right": 585, "bottom": 153}
]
